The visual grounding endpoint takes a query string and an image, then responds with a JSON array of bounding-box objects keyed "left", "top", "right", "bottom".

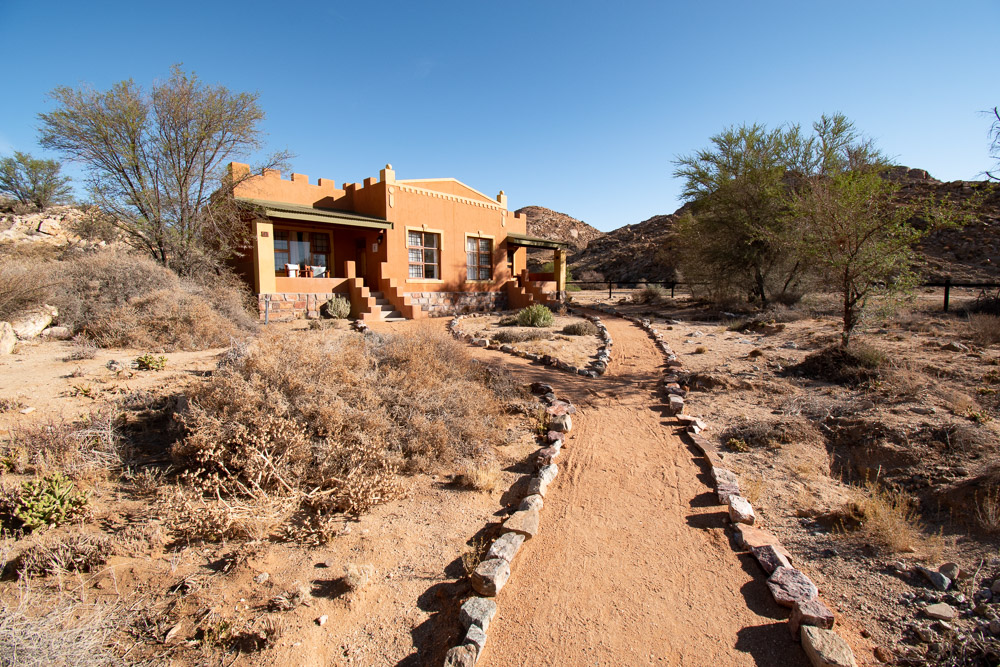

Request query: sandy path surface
[{"left": 466, "top": 313, "right": 810, "bottom": 667}]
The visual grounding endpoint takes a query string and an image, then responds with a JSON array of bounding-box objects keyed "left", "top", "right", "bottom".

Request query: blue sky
[{"left": 1, "top": 0, "right": 996, "bottom": 231}]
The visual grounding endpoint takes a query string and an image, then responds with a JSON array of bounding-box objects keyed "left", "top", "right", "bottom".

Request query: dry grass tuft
[
  {"left": 974, "top": 485, "right": 1000, "bottom": 534},
  {"left": 0, "top": 259, "right": 52, "bottom": 321},
  {"left": 845, "top": 477, "right": 943, "bottom": 556},
  {"left": 792, "top": 342, "right": 888, "bottom": 386},
  {"left": 457, "top": 459, "right": 501, "bottom": 493},
  {"left": 14, "top": 532, "right": 111, "bottom": 578},
  {"left": 460, "top": 536, "right": 490, "bottom": 577},
  {"left": 0, "top": 592, "right": 116, "bottom": 666},
  {"left": 968, "top": 313, "right": 1000, "bottom": 346},
  {"left": 561, "top": 321, "right": 598, "bottom": 336},
  {"left": 0, "top": 406, "right": 127, "bottom": 477}
]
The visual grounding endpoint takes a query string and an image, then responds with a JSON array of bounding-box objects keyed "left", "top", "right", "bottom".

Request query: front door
[
  {"left": 507, "top": 247, "right": 516, "bottom": 280},
  {"left": 355, "top": 239, "right": 367, "bottom": 279}
]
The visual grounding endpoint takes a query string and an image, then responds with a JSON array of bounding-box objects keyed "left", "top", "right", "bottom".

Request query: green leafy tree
[
  {"left": 38, "top": 65, "right": 290, "bottom": 274},
  {"left": 0, "top": 150, "right": 73, "bottom": 209},
  {"left": 789, "top": 116, "right": 964, "bottom": 347},
  {"left": 673, "top": 123, "right": 815, "bottom": 305}
]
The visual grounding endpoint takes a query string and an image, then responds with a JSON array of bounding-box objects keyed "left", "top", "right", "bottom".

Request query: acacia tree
[
  {"left": 673, "top": 123, "right": 816, "bottom": 305},
  {"left": 789, "top": 116, "right": 962, "bottom": 347},
  {"left": 38, "top": 65, "right": 289, "bottom": 274},
  {"left": 0, "top": 151, "right": 73, "bottom": 209}
]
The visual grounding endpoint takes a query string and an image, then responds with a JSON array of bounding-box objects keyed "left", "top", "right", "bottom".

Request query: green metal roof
[
  {"left": 505, "top": 232, "right": 568, "bottom": 250},
  {"left": 237, "top": 197, "right": 392, "bottom": 230}
]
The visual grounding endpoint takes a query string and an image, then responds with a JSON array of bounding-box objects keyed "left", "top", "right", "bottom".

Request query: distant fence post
[
  {"left": 670, "top": 282, "right": 675, "bottom": 299},
  {"left": 609, "top": 281, "right": 613, "bottom": 299},
  {"left": 943, "top": 276, "right": 951, "bottom": 313}
]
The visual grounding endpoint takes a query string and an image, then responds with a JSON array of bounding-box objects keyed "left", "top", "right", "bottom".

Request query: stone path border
[
  {"left": 584, "top": 303, "right": 859, "bottom": 667},
  {"left": 446, "top": 309, "right": 612, "bottom": 378},
  {"left": 443, "top": 382, "right": 576, "bottom": 666}
]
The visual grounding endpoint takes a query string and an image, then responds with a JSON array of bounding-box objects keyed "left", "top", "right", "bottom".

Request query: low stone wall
[
  {"left": 408, "top": 291, "right": 507, "bottom": 317},
  {"left": 448, "top": 308, "right": 612, "bottom": 378},
  {"left": 257, "top": 293, "right": 336, "bottom": 321}
]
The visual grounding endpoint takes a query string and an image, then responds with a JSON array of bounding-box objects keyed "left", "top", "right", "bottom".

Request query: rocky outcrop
[{"left": 516, "top": 205, "right": 604, "bottom": 253}]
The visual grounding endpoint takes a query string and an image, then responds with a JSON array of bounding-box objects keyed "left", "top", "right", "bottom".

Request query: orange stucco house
[{"left": 229, "top": 162, "right": 567, "bottom": 322}]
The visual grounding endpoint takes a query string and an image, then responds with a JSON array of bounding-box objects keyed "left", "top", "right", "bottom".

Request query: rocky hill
[
  {"left": 887, "top": 168, "right": 1000, "bottom": 281},
  {"left": 0, "top": 205, "right": 115, "bottom": 255},
  {"left": 565, "top": 169, "right": 1000, "bottom": 284},
  {"left": 517, "top": 206, "right": 604, "bottom": 253}
]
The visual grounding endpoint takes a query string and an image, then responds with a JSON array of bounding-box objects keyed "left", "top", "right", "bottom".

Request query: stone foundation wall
[
  {"left": 258, "top": 293, "right": 337, "bottom": 321},
  {"left": 407, "top": 291, "right": 507, "bottom": 317}
]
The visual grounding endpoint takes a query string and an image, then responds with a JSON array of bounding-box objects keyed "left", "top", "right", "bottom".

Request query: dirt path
[{"left": 468, "top": 313, "right": 810, "bottom": 667}]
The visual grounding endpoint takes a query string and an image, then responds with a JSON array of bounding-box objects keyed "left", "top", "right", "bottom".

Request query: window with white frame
[
  {"left": 466, "top": 236, "right": 492, "bottom": 280},
  {"left": 408, "top": 230, "right": 440, "bottom": 279}
]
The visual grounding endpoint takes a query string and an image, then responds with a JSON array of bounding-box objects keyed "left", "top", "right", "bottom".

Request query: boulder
[
  {"left": 538, "top": 464, "right": 558, "bottom": 484},
  {"left": 728, "top": 496, "right": 755, "bottom": 525},
  {"left": 668, "top": 395, "right": 685, "bottom": 415},
  {"left": 711, "top": 467, "right": 740, "bottom": 503},
  {"left": 0, "top": 322, "right": 15, "bottom": 355},
  {"left": 546, "top": 400, "right": 576, "bottom": 416},
  {"left": 749, "top": 544, "right": 792, "bottom": 574},
  {"left": 549, "top": 413, "right": 573, "bottom": 432},
  {"left": 800, "top": 626, "right": 857, "bottom": 667},
  {"left": 471, "top": 558, "right": 511, "bottom": 597},
  {"left": 460, "top": 596, "right": 497, "bottom": 632},
  {"left": 537, "top": 446, "right": 561, "bottom": 465},
  {"left": 11, "top": 305, "right": 57, "bottom": 339},
  {"left": 464, "top": 624, "right": 487, "bottom": 655},
  {"left": 519, "top": 494, "right": 544, "bottom": 512},
  {"left": 526, "top": 476, "right": 550, "bottom": 497},
  {"left": 40, "top": 326, "right": 72, "bottom": 340},
  {"left": 789, "top": 599, "right": 835, "bottom": 638},
  {"left": 486, "top": 532, "right": 525, "bottom": 563},
  {"left": 767, "top": 567, "right": 818, "bottom": 608},
  {"left": 503, "top": 508, "right": 541, "bottom": 539},
  {"left": 443, "top": 644, "right": 478, "bottom": 667},
  {"left": 917, "top": 565, "right": 951, "bottom": 591},
  {"left": 546, "top": 430, "right": 566, "bottom": 443}
]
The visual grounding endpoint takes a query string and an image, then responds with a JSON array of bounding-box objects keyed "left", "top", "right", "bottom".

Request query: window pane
[
  {"left": 311, "top": 233, "right": 329, "bottom": 252},
  {"left": 479, "top": 267, "right": 490, "bottom": 280},
  {"left": 409, "top": 265, "right": 422, "bottom": 278},
  {"left": 467, "top": 266, "right": 476, "bottom": 280},
  {"left": 409, "top": 248, "right": 422, "bottom": 263},
  {"left": 425, "top": 264, "right": 438, "bottom": 279},
  {"left": 479, "top": 239, "right": 491, "bottom": 252},
  {"left": 424, "top": 249, "right": 437, "bottom": 263},
  {"left": 467, "top": 238, "right": 476, "bottom": 252},
  {"left": 425, "top": 233, "right": 438, "bottom": 248},
  {"left": 467, "top": 251, "right": 476, "bottom": 266},
  {"left": 408, "top": 231, "right": 421, "bottom": 247},
  {"left": 479, "top": 253, "right": 490, "bottom": 266}
]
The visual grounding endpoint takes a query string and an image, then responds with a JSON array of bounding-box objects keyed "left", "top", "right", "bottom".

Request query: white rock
[
  {"left": 11, "top": 305, "right": 57, "bottom": 340},
  {"left": 728, "top": 496, "right": 756, "bottom": 525},
  {"left": 0, "top": 322, "right": 15, "bottom": 355}
]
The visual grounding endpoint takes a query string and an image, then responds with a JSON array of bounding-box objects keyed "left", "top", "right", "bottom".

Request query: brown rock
[
  {"left": 735, "top": 525, "right": 791, "bottom": 561},
  {"left": 549, "top": 413, "right": 573, "bottom": 432},
  {"left": 800, "top": 626, "right": 857, "bottom": 667},
  {"left": 789, "top": 599, "right": 836, "bottom": 638},
  {"left": 471, "top": 558, "right": 510, "bottom": 597},
  {"left": 768, "top": 567, "right": 818, "bottom": 608},
  {"left": 503, "top": 508, "right": 540, "bottom": 539},
  {"left": 443, "top": 643, "right": 478, "bottom": 666},
  {"left": 750, "top": 544, "right": 792, "bottom": 574},
  {"left": 546, "top": 430, "right": 566, "bottom": 443}
]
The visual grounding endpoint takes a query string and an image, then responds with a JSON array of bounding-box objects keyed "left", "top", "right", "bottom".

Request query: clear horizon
[{"left": 0, "top": 0, "right": 996, "bottom": 232}]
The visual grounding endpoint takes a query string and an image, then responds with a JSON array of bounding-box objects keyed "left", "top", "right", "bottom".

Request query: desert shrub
[
  {"left": 343, "top": 563, "right": 375, "bottom": 591},
  {"left": 492, "top": 329, "right": 548, "bottom": 344},
  {"left": 497, "top": 315, "right": 518, "bottom": 326},
  {"left": 134, "top": 353, "right": 166, "bottom": 371},
  {"left": 1, "top": 473, "right": 90, "bottom": 532},
  {"left": 14, "top": 531, "right": 110, "bottom": 577},
  {"left": 50, "top": 249, "right": 255, "bottom": 350},
  {"left": 0, "top": 408, "right": 126, "bottom": 476},
  {"left": 62, "top": 339, "right": 97, "bottom": 361},
  {"left": 321, "top": 295, "right": 351, "bottom": 319},
  {"left": 0, "top": 594, "right": 115, "bottom": 665},
  {"left": 0, "top": 259, "right": 52, "bottom": 321},
  {"left": 562, "top": 321, "right": 598, "bottom": 336},
  {"left": 633, "top": 284, "right": 669, "bottom": 304},
  {"left": 720, "top": 417, "right": 819, "bottom": 451},
  {"left": 68, "top": 206, "right": 119, "bottom": 244},
  {"left": 790, "top": 342, "right": 888, "bottom": 385},
  {"left": 461, "top": 536, "right": 490, "bottom": 576},
  {"left": 173, "top": 329, "right": 520, "bottom": 539},
  {"left": 968, "top": 313, "right": 1000, "bottom": 346},
  {"left": 516, "top": 304, "right": 553, "bottom": 328}
]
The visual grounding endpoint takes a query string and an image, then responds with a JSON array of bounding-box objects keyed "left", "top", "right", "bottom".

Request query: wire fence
[{"left": 565, "top": 278, "right": 1000, "bottom": 312}]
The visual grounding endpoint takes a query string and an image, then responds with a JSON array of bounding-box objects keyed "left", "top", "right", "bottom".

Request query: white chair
[
  {"left": 311, "top": 266, "right": 327, "bottom": 278},
  {"left": 285, "top": 263, "right": 299, "bottom": 277}
]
